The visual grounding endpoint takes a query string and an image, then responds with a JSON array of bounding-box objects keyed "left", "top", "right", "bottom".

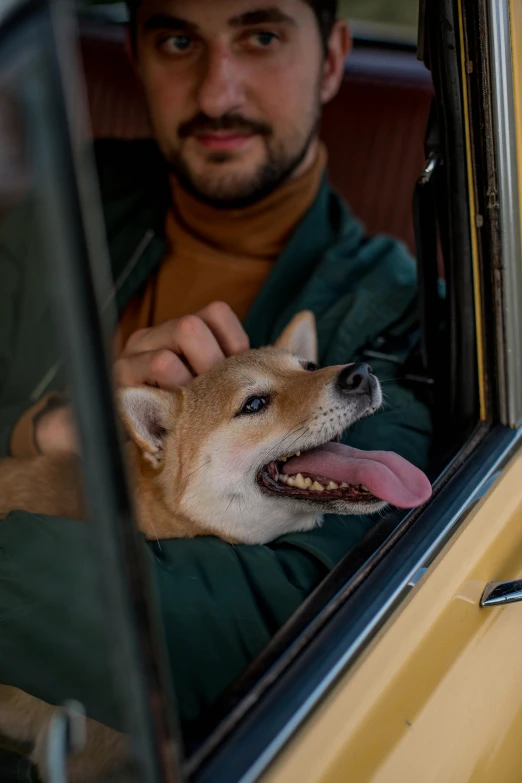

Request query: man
[{"left": 0, "top": 0, "right": 431, "bottom": 748}]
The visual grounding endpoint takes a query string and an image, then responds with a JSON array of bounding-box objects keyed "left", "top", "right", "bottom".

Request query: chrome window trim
[{"left": 487, "top": 0, "right": 522, "bottom": 427}]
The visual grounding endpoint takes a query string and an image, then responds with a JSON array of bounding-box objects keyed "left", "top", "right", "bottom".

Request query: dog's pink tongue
[{"left": 282, "top": 442, "right": 432, "bottom": 509}]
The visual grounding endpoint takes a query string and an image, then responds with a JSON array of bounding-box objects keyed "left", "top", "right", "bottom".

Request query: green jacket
[{"left": 0, "top": 140, "right": 432, "bottom": 742}]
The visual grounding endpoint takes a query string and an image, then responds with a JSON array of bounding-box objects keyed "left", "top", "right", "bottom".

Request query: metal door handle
[{"left": 480, "top": 581, "right": 522, "bottom": 607}]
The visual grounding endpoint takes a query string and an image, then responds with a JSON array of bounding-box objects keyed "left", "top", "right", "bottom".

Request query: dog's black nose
[{"left": 336, "top": 363, "right": 373, "bottom": 396}]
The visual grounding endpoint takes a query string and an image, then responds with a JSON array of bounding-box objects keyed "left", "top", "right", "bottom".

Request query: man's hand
[
  {"left": 35, "top": 302, "right": 249, "bottom": 456},
  {"left": 34, "top": 402, "right": 78, "bottom": 456},
  {"left": 114, "top": 301, "right": 249, "bottom": 389}
]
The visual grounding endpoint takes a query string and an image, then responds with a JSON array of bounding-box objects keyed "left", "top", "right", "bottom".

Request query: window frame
[{"left": 486, "top": 0, "right": 522, "bottom": 427}]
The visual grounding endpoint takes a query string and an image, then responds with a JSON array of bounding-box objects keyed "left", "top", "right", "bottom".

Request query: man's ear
[
  {"left": 118, "top": 387, "right": 178, "bottom": 468},
  {"left": 274, "top": 311, "right": 318, "bottom": 364},
  {"left": 320, "top": 20, "right": 352, "bottom": 105}
]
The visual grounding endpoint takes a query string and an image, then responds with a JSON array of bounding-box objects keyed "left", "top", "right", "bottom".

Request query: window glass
[{"left": 0, "top": 26, "right": 168, "bottom": 782}]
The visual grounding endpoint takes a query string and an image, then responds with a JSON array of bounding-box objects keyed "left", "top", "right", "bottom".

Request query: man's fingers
[
  {"left": 120, "top": 303, "right": 248, "bottom": 387},
  {"left": 124, "top": 327, "right": 149, "bottom": 353},
  {"left": 114, "top": 350, "right": 194, "bottom": 390},
  {"left": 124, "top": 304, "right": 249, "bottom": 360},
  {"left": 123, "top": 315, "right": 227, "bottom": 375},
  {"left": 195, "top": 302, "right": 250, "bottom": 356},
  {"left": 172, "top": 316, "right": 228, "bottom": 374},
  {"left": 35, "top": 404, "right": 78, "bottom": 457}
]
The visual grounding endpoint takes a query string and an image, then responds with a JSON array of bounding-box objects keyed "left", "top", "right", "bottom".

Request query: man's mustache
[{"left": 178, "top": 113, "right": 272, "bottom": 138}]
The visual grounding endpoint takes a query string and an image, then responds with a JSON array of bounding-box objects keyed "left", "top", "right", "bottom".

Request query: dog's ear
[
  {"left": 274, "top": 311, "right": 318, "bottom": 364},
  {"left": 118, "top": 387, "right": 178, "bottom": 468}
]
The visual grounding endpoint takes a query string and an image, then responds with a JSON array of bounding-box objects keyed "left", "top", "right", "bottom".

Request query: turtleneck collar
[{"left": 168, "top": 142, "right": 328, "bottom": 261}]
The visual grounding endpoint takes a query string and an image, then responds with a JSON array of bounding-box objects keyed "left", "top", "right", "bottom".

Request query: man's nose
[
  {"left": 336, "top": 363, "right": 373, "bottom": 396},
  {"left": 196, "top": 46, "right": 245, "bottom": 118}
]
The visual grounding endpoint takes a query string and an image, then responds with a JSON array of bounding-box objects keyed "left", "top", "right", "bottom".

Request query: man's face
[{"left": 132, "top": 0, "right": 345, "bottom": 207}]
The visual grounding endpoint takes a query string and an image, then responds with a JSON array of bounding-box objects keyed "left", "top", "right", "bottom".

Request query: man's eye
[
  {"left": 249, "top": 31, "right": 279, "bottom": 48},
  {"left": 161, "top": 34, "right": 193, "bottom": 54},
  {"left": 238, "top": 396, "right": 270, "bottom": 416}
]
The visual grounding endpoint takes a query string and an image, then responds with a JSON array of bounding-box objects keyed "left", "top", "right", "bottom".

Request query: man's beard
[{"left": 163, "top": 110, "right": 320, "bottom": 210}]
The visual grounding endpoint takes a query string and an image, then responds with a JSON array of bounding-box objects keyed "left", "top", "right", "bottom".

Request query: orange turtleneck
[{"left": 117, "top": 143, "right": 327, "bottom": 348}]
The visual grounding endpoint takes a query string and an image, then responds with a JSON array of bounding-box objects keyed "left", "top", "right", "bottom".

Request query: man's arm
[{"left": 0, "top": 508, "right": 373, "bottom": 745}]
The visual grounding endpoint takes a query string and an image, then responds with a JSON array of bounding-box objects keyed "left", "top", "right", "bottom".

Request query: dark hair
[
  {"left": 126, "top": 1, "right": 338, "bottom": 54},
  {"left": 306, "top": 0, "right": 338, "bottom": 52}
]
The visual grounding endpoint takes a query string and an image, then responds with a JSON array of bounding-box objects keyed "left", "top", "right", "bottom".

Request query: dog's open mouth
[{"left": 258, "top": 441, "right": 432, "bottom": 509}]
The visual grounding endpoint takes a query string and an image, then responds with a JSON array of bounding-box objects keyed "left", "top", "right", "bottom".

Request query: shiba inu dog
[
  {"left": 0, "top": 311, "right": 431, "bottom": 781},
  {"left": 0, "top": 311, "right": 431, "bottom": 542}
]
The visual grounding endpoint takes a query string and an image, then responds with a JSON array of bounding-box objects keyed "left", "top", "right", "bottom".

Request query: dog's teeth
[
  {"left": 326, "top": 481, "right": 339, "bottom": 490},
  {"left": 303, "top": 477, "right": 312, "bottom": 488},
  {"left": 287, "top": 475, "right": 297, "bottom": 487},
  {"left": 281, "top": 451, "right": 300, "bottom": 461},
  {"left": 361, "top": 484, "right": 369, "bottom": 491},
  {"left": 311, "top": 481, "right": 325, "bottom": 492},
  {"left": 340, "top": 482, "right": 349, "bottom": 488},
  {"left": 294, "top": 473, "right": 307, "bottom": 489},
  {"left": 279, "top": 474, "right": 288, "bottom": 484}
]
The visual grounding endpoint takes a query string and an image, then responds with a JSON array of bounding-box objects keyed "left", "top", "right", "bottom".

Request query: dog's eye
[
  {"left": 302, "top": 361, "right": 319, "bottom": 372},
  {"left": 238, "top": 396, "right": 270, "bottom": 416}
]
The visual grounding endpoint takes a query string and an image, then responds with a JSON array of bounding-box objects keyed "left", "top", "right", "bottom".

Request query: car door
[{"left": 258, "top": 0, "right": 522, "bottom": 780}]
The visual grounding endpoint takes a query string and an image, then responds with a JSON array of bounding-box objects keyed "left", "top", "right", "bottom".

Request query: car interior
[
  {"left": 79, "top": 7, "right": 463, "bottom": 471},
  {"left": 0, "top": 0, "right": 492, "bottom": 779}
]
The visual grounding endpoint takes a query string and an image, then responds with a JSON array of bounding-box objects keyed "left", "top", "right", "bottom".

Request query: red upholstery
[
  {"left": 79, "top": 26, "right": 150, "bottom": 140},
  {"left": 322, "top": 49, "right": 433, "bottom": 252},
  {"left": 79, "top": 24, "right": 433, "bottom": 254}
]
